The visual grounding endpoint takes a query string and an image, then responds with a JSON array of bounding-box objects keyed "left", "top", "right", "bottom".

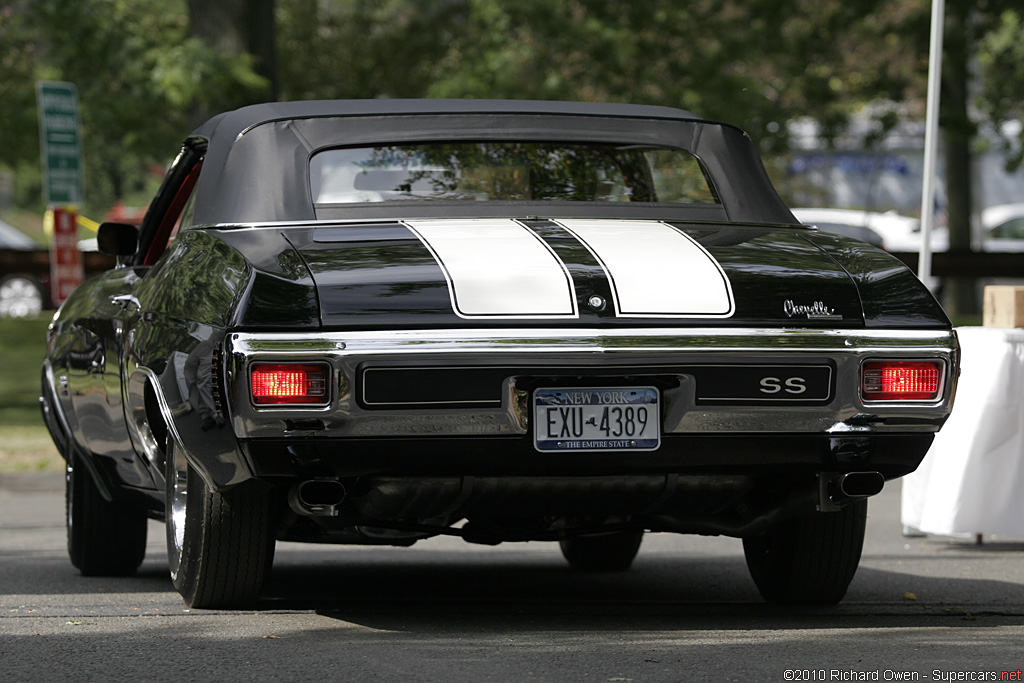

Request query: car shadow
[{"left": 257, "top": 545, "right": 1024, "bottom": 631}]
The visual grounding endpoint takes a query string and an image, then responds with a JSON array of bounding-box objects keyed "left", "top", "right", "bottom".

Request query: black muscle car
[{"left": 40, "top": 100, "right": 959, "bottom": 608}]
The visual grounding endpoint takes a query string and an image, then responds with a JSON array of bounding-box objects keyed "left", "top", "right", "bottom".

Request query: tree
[
  {"left": 2, "top": 0, "right": 1021, "bottom": 297},
  {"left": 933, "top": 1, "right": 1023, "bottom": 316},
  {"left": 0, "top": 0, "right": 271, "bottom": 217},
  {"left": 400, "top": 1, "right": 908, "bottom": 146},
  {"left": 0, "top": 3, "right": 41, "bottom": 171},
  {"left": 275, "top": 0, "right": 463, "bottom": 101},
  {"left": 941, "top": 0, "right": 979, "bottom": 316},
  {"left": 977, "top": 8, "right": 1024, "bottom": 171},
  {"left": 186, "top": 0, "right": 276, "bottom": 125}
]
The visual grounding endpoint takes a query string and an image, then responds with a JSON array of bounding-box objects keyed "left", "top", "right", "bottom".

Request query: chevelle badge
[{"left": 784, "top": 299, "right": 842, "bottom": 320}]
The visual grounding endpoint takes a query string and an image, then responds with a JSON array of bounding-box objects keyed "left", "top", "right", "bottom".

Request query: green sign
[{"left": 36, "top": 81, "right": 85, "bottom": 205}]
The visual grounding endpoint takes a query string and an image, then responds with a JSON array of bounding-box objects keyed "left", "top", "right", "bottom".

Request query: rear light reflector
[
  {"left": 861, "top": 360, "right": 943, "bottom": 401},
  {"left": 251, "top": 363, "right": 328, "bottom": 405}
]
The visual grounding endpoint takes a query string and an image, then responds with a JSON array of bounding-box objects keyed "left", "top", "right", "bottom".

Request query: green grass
[
  {"left": 949, "top": 315, "right": 983, "bottom": 328},
  {"left": 0, "top": 314, "right": 62, "bottom": 472},
  {"left": 0, "top": 314, "right": 51, "bottom": 425},
  {"left": 0, "top": 425, "right": 62, "bottom": 472}
]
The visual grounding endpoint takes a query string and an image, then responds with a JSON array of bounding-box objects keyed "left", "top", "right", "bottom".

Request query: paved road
[{"left": 2, "top": 472, "right": 1022, "bottom": 682}]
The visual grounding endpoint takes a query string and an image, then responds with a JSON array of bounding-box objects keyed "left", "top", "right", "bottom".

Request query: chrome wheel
[
  {"left": 65, "top": 460, "right": 75, "bottom": 541},
  {"left": 0, "top": 276, "right": 44, "bottom": 317},
  {"left": 166, "top": 439, "right": 189, "bottom": 579},
  {"left": 163, "top": 436, "right": 275, "bottom": 608}
]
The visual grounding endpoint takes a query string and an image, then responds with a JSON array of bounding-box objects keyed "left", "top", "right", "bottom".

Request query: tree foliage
[
  {"left": 0, "top": 0, "right": 1021, "bottom": 224},
  {"left": 0, "top": 0, "right": 269, "bottom": 215},
  {"left": 978, "top": 8, "right": 1024, "bottom": 170}
]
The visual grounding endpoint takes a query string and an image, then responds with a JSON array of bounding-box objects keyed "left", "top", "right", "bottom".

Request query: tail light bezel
[
  {"left": 249, "top": 362, "right": 332, "bottom": 407},
  {"left": 860, "top": 358, "right": 946, "bottom": 404}
]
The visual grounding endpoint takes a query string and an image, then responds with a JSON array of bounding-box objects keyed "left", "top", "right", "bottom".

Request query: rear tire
[
  {"left": 559, "top": 529, "right": 644, "bottom": 571},
  {"left": 742, "top": 500, "right": 867, "bottom": 604},
  {"left": 165, "top": 440, "right": 274, "bottom": 608},
  {"left": 66, "top": 451, "right": 148, "bottom": 576}
]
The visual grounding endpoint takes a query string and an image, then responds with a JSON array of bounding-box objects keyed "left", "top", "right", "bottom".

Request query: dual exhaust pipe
[
  {"left": 820, "top": 471, "right": 885, "bottom": 512},
  {"left": 288, "top": 479, "right": 346, "bottom": 517},
  {"left": 288, "top": 472, "right": 885, "bottom": 518}
]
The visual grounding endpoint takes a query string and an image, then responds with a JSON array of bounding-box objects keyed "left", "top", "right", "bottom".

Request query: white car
[
  {"left": 790, "top": 208, "right": 948, "bottom": 252},
  {"left": 0, "top": 219, "right": 46, "bottom": 317},
  {"left": 981, "top": 203, "right": 1024, "bottom": 251},
  {"left": 0, "top": 218, "right": 38, "bottom": 249},
  {"left": 796, "top": 205, "right": 1024, "bottom": 253}
]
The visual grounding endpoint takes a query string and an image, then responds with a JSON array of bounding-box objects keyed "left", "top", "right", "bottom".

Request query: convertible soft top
[
  {"left": 191, "top": 99, "right": 707, "bottom": 140},
  {"left": 187, "top": 99, "right": 797, "bottom": 227}
]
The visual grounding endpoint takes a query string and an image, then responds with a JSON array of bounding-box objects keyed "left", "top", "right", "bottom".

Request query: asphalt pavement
[{"left": 1, "top": 471, "right": 1022, "bottom": 682}]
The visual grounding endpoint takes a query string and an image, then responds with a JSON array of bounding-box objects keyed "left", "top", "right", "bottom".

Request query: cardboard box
[{"left": 983, "top": 285, "right": 1024, "bottom": 328}]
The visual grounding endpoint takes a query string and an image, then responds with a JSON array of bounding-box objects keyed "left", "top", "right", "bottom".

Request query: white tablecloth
[{"left": 901, "top": 326, "right": 1024, "bottom": 536}]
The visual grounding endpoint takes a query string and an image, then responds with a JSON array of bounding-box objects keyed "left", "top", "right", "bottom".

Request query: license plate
[{"left": 533, "top": 387, "right": 660, "bottom": 452}]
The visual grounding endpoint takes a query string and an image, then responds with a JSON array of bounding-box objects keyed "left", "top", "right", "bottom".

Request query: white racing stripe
[
  {"left": 404, "top": 219, "right": 577, "bottom": 318},
  {"left": 555, "top": 219, "right": 735, "bottom": 318}
]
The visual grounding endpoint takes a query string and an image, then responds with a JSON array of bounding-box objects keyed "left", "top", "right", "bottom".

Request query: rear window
[{"left": 309, "top": 142, "right": 718, "bottom": 205}]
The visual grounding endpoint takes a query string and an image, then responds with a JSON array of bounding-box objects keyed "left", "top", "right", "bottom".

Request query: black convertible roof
[
  {"left": 191, "top": 99, "right": 706, "bottom": 141},
  {"left": 187, "top": 99, "right": 796, "bottom": 226}
]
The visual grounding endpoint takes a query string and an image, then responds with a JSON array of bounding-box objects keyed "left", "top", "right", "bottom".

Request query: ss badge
[
  {"left": 691, "top": 364, "right": 833, "bottom": 404},
  {"left": 759, "top": 376, "right": 807, "bottom": 395}
]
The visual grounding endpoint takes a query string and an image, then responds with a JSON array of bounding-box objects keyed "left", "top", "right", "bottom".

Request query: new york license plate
[{"left": 533, "top": 387, "right": 660, "bottom": 452}]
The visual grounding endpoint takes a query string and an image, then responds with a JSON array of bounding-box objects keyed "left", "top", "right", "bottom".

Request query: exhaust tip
[
  {"left": 820, "top": 471, "right": 885, "bottom": 510},
  {"left": 836, "top": 471, "right": 885, "bottom": 499},
  {"left": 289, "top": 479, "right": 346, "bottom": 517}
]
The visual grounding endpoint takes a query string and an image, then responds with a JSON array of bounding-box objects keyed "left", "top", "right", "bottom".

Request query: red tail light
[
  {"left": 861, "top": 360, "right": 943, "bottom": 401},
  {"left": 250, "top": 363, "right": 329, "bottom": 405}
]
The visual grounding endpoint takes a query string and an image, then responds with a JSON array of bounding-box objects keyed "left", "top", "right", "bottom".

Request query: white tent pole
[{"left": 919, "top": 0, "right": 945, "bottom": 283}]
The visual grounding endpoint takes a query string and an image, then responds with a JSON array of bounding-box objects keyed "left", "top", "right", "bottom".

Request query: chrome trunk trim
[{"left": 224, "top": 327, "right": 959, "bottom": 439}]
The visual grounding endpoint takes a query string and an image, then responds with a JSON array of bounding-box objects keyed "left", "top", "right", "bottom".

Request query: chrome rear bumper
[{"left": 223, "top": 327, "right": 959, "bottom": 439}]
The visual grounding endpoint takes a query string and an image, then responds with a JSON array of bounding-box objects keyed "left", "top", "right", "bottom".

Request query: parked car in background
[
  {"left": 790, "top": 207, "right": 945, "bottom": 252},
  {"left": 0, "top": 218, "right": 46, "bottom": 318},
  {"left": 796, "top": 204, "right": 1024, "bottom": 254},
  {"left": 0, "top": 218, "right": 37, "bottom": 249},
  {"left": 0, "top": 218, "right": 115, "bottom": 317},
  {"left": 981, "top": 203, "right": 1024, "bottom": 251},
  {"left": 789, "top": 207, "right": 886, "bottom": 249},
  {"left": 41, "top": 100, "right": 959, "bottom": 609}
]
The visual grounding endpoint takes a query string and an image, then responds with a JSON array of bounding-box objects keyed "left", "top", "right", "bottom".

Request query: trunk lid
[{"left": 283, "top": 218, "right": 864, "bottom": 329}]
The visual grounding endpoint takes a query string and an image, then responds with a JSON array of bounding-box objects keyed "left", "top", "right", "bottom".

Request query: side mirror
[{"left": 96, "top": 222, "right": 138, "bottom": 257}]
